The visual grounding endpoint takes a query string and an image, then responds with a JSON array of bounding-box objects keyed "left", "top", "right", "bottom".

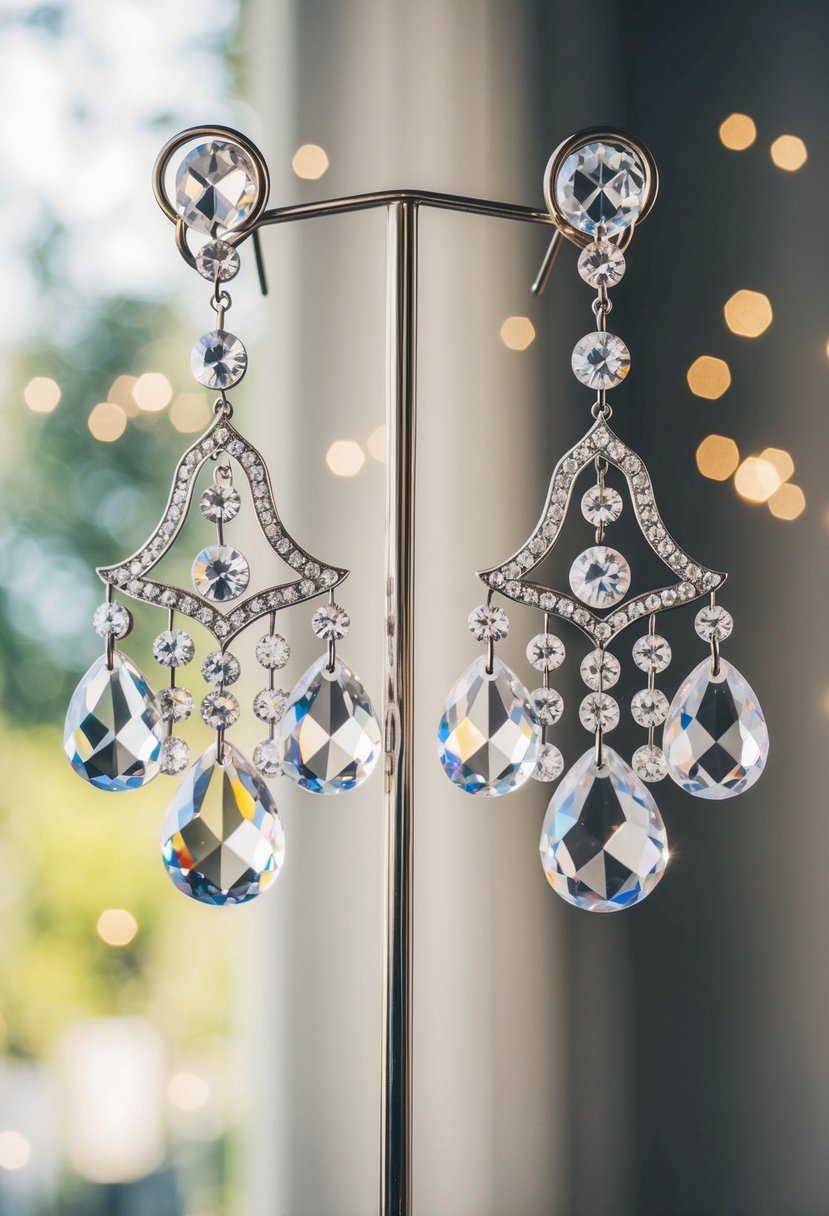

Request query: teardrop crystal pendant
[
  {"left": 161, "top": 742, "right": 285, "bottom": 904},
  {"left": 64, "top": 653, "right": 163, "bottom": 791},
  {"left": 277, "top": 654, "right": 381, "bottom": 794},
  {"left": 539, "top": 747, "right": 668, "bottom": 911},
  {"left": 662, "top": 657, "right": 769, "bottom": 799},
  {"left": 437, "top": 655, "right": 540, "bottom": 795}
]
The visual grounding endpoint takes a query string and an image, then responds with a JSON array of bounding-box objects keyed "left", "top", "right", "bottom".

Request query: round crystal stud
[
  {"left": 256, "top": 633, "right": 290, "bottom": 669},
  {"left": 581, "top": 484, "right": 623, "bottom": 526},
  {"left": 631, "top": 688, "right": 669, "bottom": 727},
  {"left": 253, "top": 688, "right": 289, "bottom": 723},
  {"left": 580, "top": 649, "right": 621, "bottom": 690},
  {"left": 530, "top": 687, "right": 564, "bottom": 726},
  {"left": 253, "top": 739, "right": 282, "bottom": 777},
  {"left": 694, "top": 604, "right": 734, "bottom": 642},
  {"left": 92, "top": 601, "right": 131, "bottom": 639},
  {"left": 200, "top": 483, "right": 241, "bottom": 524},
  {"left": 195, "top": 238, "right": 241, "bottom": 282},
  {"left": 192, "top": 544, "right": 250, "bottom": 601},
  {"left": 201, "top": 649, "right": 241, "bottom": 686},
  {"left": 632, "top": 633, "right": 672, "bottom": 673},
  {"left": 311, "top": 603, "right": 351, "bottom": 641},
  {"left": 571, "top": 332, "right": 630, "bottom": 391},
  {"left": 579, "top": 692, "right": 620, "bottom": 732},
  {"left": 191, "top": 330, "right": 247, "bottom": 390},
  {"left": 467, "top": 603, "right": 509, "bottom": 642},
  {"left": 526, "top": 633, "right": 565, "bottom": 672},
  {"left": 632, "top": 743, "right": 668, "bottom": 783},
  {"left": 533, "top": 742, "right": 564, "bottom": 783},
  {"left": 158, "top": 686, "right": 194, "bottom": 724},
  {"left": 200, "top": 690, "right": 240, "bottom": 729},
  {"left": 569, "top": 545, "right": 631, "bottom": 609},
  {"left": 577, "top": 239, "right": 626, "bottom": 288},
  {"left": 153, "top": 629, "right": 195, "bottom": 667},
  {"left": 175, "top": 140, "right": 258, "bottom": 236},
  {"left": 555, "top": 141, "right": 646, "bottom": 237},
  {"left": 160, "top": 736, "right": 190, "bottom": 776}
]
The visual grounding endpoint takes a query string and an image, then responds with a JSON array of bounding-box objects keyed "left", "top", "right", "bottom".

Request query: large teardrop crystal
[
  {"left": 64, "top": 652, "right": 163, "bottom": 791},
  {"left": 662, "top": 657, "right": 769, "bottom": 799},
  {"left": 437, "top": 655, "right": 540, "bottom": 795},
  {"left": 540, "top": 747, "right": 668, "bottom": 911},
  {"left": 277, "top": 655, "right": 381, "bottom": 794},
  {"left": 161, "top": 743, "right": 285, "bottom": 904}
]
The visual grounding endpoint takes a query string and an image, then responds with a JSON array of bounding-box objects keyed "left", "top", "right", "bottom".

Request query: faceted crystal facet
[
  {"left": 153, "top": 629, "right": 195, "bottom": 667},
  {"left": 631, "top": 688, "right": 669, "bottom": 727},
  {"left": 571, "top": 331, "right": 630, "bottom": 390},
  {"left": 200, "top": 483, "right": 241, "bottom": 524},
  {"left": 256, "top": 633, "right": 290, "bottom": 669},
  {"left": 192, "top": 544, "right": 250, "bottom": 601},
  {"left": 253, "top": 739, "right": 282, "bottom": 777},
  {"left": 158, "top": 686, "right": 193, "bottom": 724},
  {"left": 632, "top": 743, "right": 668, "bottom": 783},
  {"left": 437, "top": 655, "right": 539, "bottom": 796},
  {"left": 579, "top": 692, "right": 620, "bottom": 732},
  {"left": 694, "top": 604, "right": 734, "bottom": 642},
  {"left": 581, "top": 484, "right": 623, "bottom": 526},
  {"left": 526, "top": 633, "right": 565, "bottom": 672},
  {"left": 467, "top": 603, "right": 509, "bottom": 642},
  {"left": 160, "top": 736, "right": 190, "bottom": 776},
  {"left": 580, "top": 649, "right": 621, "bottom": 691},
  {"left": 175, "top": 140, "right": 258, "bottom": 236},
  {"left": 530, "top": 687, "right": 564, "bottom": 726},
  {"left": 663, "top": 657, "right": 769, "bottom": 799},
  {"left": 278, "top": 655, "right": 381, "bottom": 794},
  {"left": 64, "top": 653, "right": 163, "bottom": 791},
  {"left": 533, "top": 742, "right": 564, "bottom": 783},
  {"left": 195, "top": 238, "right": 241, "bottom": 282},
  {"left": 540, "top": 747, "right": 668, "bottom": 911},
  {"left": 161, "top": 743, "right": 285, "bottom": 905},
  {"left": 201, "top": 649, "right": 241, "bottom": 686},
  {"left": 311, "top": 603, "right": 351, "bottom": 641},
  {"left": 555, "top": 141, "right": 646, "bottom": 236},
  {"left": 569, "top": 545, "right": 631, "bottom": 608},
  {"left": 191, "top": 330, "right": 247, "bottom": 390},
  {"left": 577, "top": 239, "right": 626, "bottom": 287},
  {"left": 632, "top": 634, "right": 672, "bottom": 673},
  {"left": 92, "top": 601, "right": 131, "bottom": 639}
]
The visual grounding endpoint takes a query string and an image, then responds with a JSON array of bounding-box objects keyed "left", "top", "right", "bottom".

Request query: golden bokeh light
[
  {"left": 170, "top": 392, "right": 212, "bottom": 433},
  {"left": 366, "top": 425, "right": 385, "bottom": 462},
  {"left": 133, "top": 371, "right": 173, "bottom": 412},
  {"left": 686, "top": 355, "right": 731, "bottom": 399},
  {"left": 96, "top": 908, "right": 139, "bottom": 947},
  {"left": 0, "top": 1131, "right": 31, "bottom": 1172},
  {"left": 23, "top": 376, "right": 61, "bottom": 414},
  {"left": 759, "top": 446, "right": 794, "bottom": 483},
  {"left": 719, "top": 113, "right": 757, "bottom": 151},
  {"left": 167, "top": 1072, "right": 210, "bottom": 1112},
  {"left": 734, "top": 456, "right": 781, "bottom": 503},
  {"left": 499, "top": 315, "right": 536, "bottom": 351},
  {"left": 107, "top": 374, "right": 140, "bottom": 416},
  {"left": 88, "top": 402, "right": 127, "bottom": 442},
  {"left": 326, "top": 439, "right": 365, "bottom": 477},
  {"left": 292, "top": 144, "right": 330, "bottom": 180},
  {"left": 770, "top": 134, "right": 807, "bottom": 171},
  {"left": 724, "top": 290, "right": 772, "bottom": 338},
  {"left": 768, "top": 482, "right": 805, "bottom": 520},
  {"left": 696, "top": 434, "right": 740, "bottom": 481}
]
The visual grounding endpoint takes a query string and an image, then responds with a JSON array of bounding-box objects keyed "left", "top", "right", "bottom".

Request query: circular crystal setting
[
  {"left": 533, "top": 742, "right": 564, "bottom": 783},
  {"left": 526, "top": 633, "right": 565, "bottom": 672},
  {"left": 579, "top": 692, "right": 620, "bottom": 732},
  {"left": 158, "top": 686, "right": 194, "bottom": 723},
  {"left": 160, "top": 736, "right": 190, "bottom": 776},
  {"left": 632, "top": 634, "right": 672, "bottom": 673},
  {"left": 569, "top": 545, "right": 631, "bottom": 609},
  {"left": 200, "top": 483, "right": 241, "bottom": 524},
  {"left": 195, "top": 238, "right": 241, "bottom": 282},
  {"left": 555, "top": 141, "right": 646, "bottom": 236},
  {"left": 191, "top": 330, "right": 247, "bottom": 391},
  {"left": 571, "top": 331, "right": 630, "bottom": 391},
  {"left": 200, "top": 690, "right": 240, "bottom": 729},
  {"left": 175, "top": 140, "right": 258, "bottom": 236},
  {"left": 632, "top": 743, "right": 668, "bottom": 783},
  {"left": 577, "top": 239, "right": 626, "bottom": 288},
  {"left": 580, "top": 649, "right": 620, "bottom": 690},
  {"left": 530, "top": 687, "right": 564, "bottom": 726},
  {"left": 92, "top": 601, "right": 131, "bottom": 639},
  {"left": 467, "top": 603, "right": 509, "bottom": 642},
  {"left": 201, "top": 650, "right": 241, "bottom": 686},
  {"left": 192, "top": 544, "right": 250, "bottom": 601},
  {"left": 153, "top": 629, "right": 195, "bottom": 667},
  {"left": 581, "top": 485, "right": 623, "bottom": 526},
  {"left": 631, "top": 688, "right": 669, "bottom": 727},
  {"left": 311, "top": 603, "right": 351, "bottom": 641},
  {"left": 694, "top": 604, "right": 734, "bottom": 642},
  {"left": 256, "top": 633, "right": 290, "bottom": 669},
  {"left": 254, "top": 739, "right": 282, "bottom": 777},
  {"left": 253, "top": 688, "right": 289, "bottom": 723}
]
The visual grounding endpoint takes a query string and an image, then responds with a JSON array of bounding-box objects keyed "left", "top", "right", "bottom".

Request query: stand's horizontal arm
[{"left": 256, "top": 188, "right": 556, "bottom": 228}]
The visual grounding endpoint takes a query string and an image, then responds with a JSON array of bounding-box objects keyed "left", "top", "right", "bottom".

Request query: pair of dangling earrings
[{"left": 64, "top": 127, "right": 769, "bottom": 914}]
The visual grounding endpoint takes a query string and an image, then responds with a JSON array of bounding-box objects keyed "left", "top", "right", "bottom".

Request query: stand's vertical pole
[{"left": 381, "top": 200, "right": 417, "bottom": 1216}]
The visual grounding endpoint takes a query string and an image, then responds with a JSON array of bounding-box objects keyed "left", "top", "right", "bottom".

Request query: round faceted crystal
[
  {"left": 158, "top": 686, "right": 193, "bottom": 724},
  {"left": 581, "top": 484, "right": 623, "bottom": 526},
  {"left": 175, "top": 140, "right": 258, "bottom": 236},
  {"left": 540, "top": 747, "right": 668, "bottom": 911},
  {"left": 526, "top": 633, "right": 565, "bottom": 672},
  {"left": 191, "top": 330, "right": 247, "bottom": 390},
  {"left": 92, "top": 601, "right": 131, "bottom": 639},
  {"left": 555, "top": 141, "right": 646, "bottom": 236},
  {"left": 569, "top": 545, "right": 631, "bottom": 609},
  {"left": 200, "top": 690, "right": 240, "bottom": 728},
  {"left": 201, "top": 649, "right": 241, "bottom": 686},
  {"left": 160, "top": 736, "right": 190, "bottom": 776},
  {"left": 256, "top": 633, "right": 290, "bottom": 669},
  {"left": 153, "top": 629, "right": 195, "bottom": 667},
  {"left": 195, "top": 238, "right": 240, "bottom": 282},
  {"left": 533, "top": 742, "right": 564, "bottom": 783},
  {"left": 253, "top": 687, "right": 289, "bottom": 723},
  {"left": 631, "top": 688, "right": 669, "bottom": 727},
  {"left": 632, "top": 743, "right": 668, "bottom": 783},
  {"left": 530, "top": 687, "right": 564, "bottom": 725},
  {"left": 200, "top": 483, "right": 241, "bottom": 524},
  {"left": 632, "top": 633, "right": 672, "bottom": 673},
  {"left": 571, "top": 331, "right": 630, "bottom": 390},
  {"left": 311, "top": 603, "right": 351, "bottom": 641},
  {"left": 192, "top": 544, "right": 250, "bottom": 601},
  {"left": 580, "top": 648, "right": 621, "bottom": 690},
  {"left": 579, "top": 692, "right": 620, "bottom": 732},
  {"left": 694, "top": 604, "right": 734, "bottom": 642},
  {"left": 468, "top": 603, "right": 509, "bottom": 641},
  {"left": 577, "top": 239, "right": 626, "bottom": 287},
  {"left": 253, "top": 738, "right": 282, "bottom": 777}
]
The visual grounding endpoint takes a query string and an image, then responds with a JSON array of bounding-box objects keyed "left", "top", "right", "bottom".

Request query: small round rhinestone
[{"left": 92, "top": 602, "right": 131, "bottom": 639}]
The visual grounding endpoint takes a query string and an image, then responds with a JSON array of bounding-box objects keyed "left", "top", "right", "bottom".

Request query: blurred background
[{"left": 0, "top": 0, "right": 826, "bottom": 1213}]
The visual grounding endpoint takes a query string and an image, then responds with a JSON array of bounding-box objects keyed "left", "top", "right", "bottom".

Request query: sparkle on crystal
[
  {"left": 569, "top": 545, "right": 631, "bottom": 609},
  {"left": 200, "top": 483, "right": 241, "bottom": 524},
  {"left": 694, "top": 604, "right": 734, "bottom": 642},
  {"left": 467, "top": 603, "right": 509, "bottom": 642},
  {"left": 153, "top": 629, "right": 195, "bottom": 667},
  {"left": 191, "top": 330, "right": 247, "bottom": 391},
  {"left": 632, "top": 743, "right": 668, "bottom": 783},
  {"left": 533, "top": 742, "right": 564, "bottom": 783},
  {"left": 192, "top": 544, "right": 250, "bottom": 601},
  {"left": 160, "top": 736, "right": 190, "bottom": 776},
  {"left": 580, "top": 649, "right": 620, "bottom": 690},
  {"left": 577, "top": 239, "right": 626, "bottom": 288},
  {"left": 631, "top": 688, "right": 669, "bottom": 727},
  {"left": 555, "top": 141, "right": 646, "bottom": 236},
  {"left": 581, "top": 484, "right": 623, "bottom": 526},
  {"left": 195, "top": 238, "right": 241, "bottom": 282},
  {"left": 201, "top": 650, "right": 241, "bottom": 686},
  {"left": 93, "top": 601, "right": 131, "bottom": 639},
  {"left": 526, "top": 633, "right": 565, "bottom": 672},
  {"left": 175, "top": 140, "right": 258, "bottom": 236},
  {"left": 571, "top": 331, "right": 630, "bottom": 391},
  {"left": 632, "top": 634, "right": 672, "bottom": 673},
  {"left": 158, "top": 686, "right": 193, "bottom": 723},
  {"left": 311, "top": 603, "right": 351, "bottom": 642},
  {"left": 256, "top": 633, "right": 290, "bottom": 669}
]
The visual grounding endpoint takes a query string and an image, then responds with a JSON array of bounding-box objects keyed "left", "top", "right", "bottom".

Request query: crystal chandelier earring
[
  {"left": 63, "top": 127, "right": 381, "bottom": 905},
  {"left": 437, "top": 129, "right": 769, "bottom": 912}
]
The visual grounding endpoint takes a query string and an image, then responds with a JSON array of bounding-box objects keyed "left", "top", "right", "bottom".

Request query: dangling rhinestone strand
[
  {"left": 630, "top": 612, "right": 670, "bottom": 783},
  {"left": 527, "top": 608, "right": 566, "bottom": 784}
]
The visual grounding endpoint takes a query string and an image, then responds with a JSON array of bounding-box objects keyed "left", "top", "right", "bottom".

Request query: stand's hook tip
[
  {"left": 253, "top": 229, "right": 268, "bottom": 296},
  {"left": 531, "top": 229, "right": 563, "bottom": 297}
]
